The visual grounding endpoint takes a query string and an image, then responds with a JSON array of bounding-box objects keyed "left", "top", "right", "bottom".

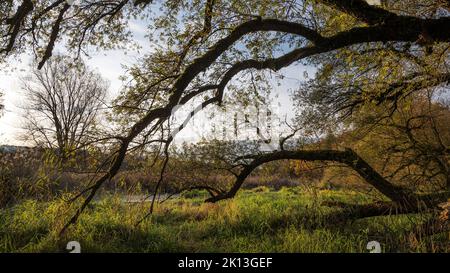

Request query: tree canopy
[{"left": 1, "top": 0, "right": 449, "bottom": 233}]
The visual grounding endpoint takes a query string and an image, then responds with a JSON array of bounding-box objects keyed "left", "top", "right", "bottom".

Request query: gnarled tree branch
[
  {"left": 60, "top": 5, "right": 450, "bottom": 234},
  {"left": 204, "top": 149, "right": 429, "bottom": 209}
]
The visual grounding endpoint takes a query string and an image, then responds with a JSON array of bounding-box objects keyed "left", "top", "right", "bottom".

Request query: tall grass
[{"left": 0, "top": 187, "right": 448, "bottom": 253}]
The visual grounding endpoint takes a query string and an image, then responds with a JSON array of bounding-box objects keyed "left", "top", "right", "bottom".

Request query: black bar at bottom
[{"left": 0, "top": 253, "right": 447, "bottom": 272}]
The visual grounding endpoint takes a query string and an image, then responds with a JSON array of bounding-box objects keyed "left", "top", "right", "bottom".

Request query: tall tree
[
  {"left": 294, "top": 0, "right": 450, "bottom": 189},
  {"left": 1, "top": 1, "right": 449, "bottom": 232},
  {"left": 62, "top": 0, "right": 450, "bottom": 232},
  {"left": 21, "top": 55, "right": 108, "bottom": 160}
]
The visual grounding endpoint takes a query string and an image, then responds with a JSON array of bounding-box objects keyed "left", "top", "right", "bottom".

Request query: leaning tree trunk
[{"left": 205, "top": 149, "right": 448, "bottom": 212}]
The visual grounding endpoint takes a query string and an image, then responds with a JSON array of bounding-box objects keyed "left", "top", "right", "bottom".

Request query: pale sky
[
  {"left": 0, "top": 20, "right": 150, "bottom": 146},
  {"left": 0, "top": 19, "right": 309, "bottom": 146}
]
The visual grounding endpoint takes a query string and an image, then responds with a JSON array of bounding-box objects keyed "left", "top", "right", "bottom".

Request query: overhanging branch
[
  {"left": 60, "top": 9, "right": 450, "bottom": 234},
  {"left": 205, "top": 149, "right": 418, "bottom": 206}
]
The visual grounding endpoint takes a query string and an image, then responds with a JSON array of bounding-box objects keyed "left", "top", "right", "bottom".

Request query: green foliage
[
  {"left": 181, "top": 189, "right": 210, "bottom": 199},
  {"left": 0, "top": 0, "right": 148, "bottom": 65},
  {"left": 1, "top": 0, "right": 449, "bottom": 254},
  {"left": 0, "top": 188, "right": 447, "bottom": 253}
]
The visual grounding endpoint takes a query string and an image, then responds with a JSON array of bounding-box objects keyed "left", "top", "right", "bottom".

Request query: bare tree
[{"left": 21, "top": 55, "right": 108, "bottom": 160}]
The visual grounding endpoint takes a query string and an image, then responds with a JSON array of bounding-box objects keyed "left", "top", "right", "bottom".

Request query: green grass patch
[{"left": 0, "top": 188, "right": 447, "bottom": 252}]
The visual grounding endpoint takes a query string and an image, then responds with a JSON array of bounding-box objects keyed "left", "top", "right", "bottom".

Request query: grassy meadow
[{"left": 1, "top": 187, "right": 448, "bottom": 253}]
